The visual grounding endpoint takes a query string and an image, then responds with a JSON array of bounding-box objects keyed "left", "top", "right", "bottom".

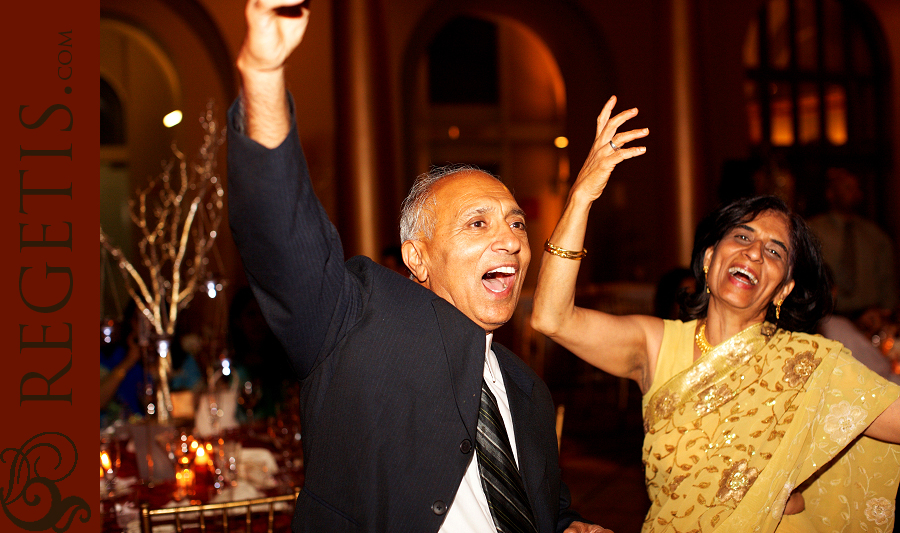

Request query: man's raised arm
[{"left": 236, "top": 0, "right": 310, "bottom": 148}]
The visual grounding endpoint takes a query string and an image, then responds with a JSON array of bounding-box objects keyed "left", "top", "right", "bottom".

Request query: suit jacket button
[
  {"left": 459, "top": 439, "right": 473, "bottom": 454},
  {"left": 432, "top": 500, "right": 447, "bottom": 515}
]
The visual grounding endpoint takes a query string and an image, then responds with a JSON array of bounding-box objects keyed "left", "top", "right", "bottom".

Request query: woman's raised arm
[{"left": 530, "top": 96, "right": 662, "bottom": 392}]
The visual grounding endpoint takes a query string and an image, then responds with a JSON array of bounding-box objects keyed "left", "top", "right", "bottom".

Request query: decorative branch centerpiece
[{"left": 101, "top": 103, "right": 225, "bottom": 422}]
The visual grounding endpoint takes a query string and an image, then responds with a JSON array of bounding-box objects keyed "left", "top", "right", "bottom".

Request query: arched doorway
[
  {"left": 100, "top": 18, "right": 183, "bottom": 319},
  {"left": 410, "top": 14, "right": 569, "bottom": 290},
  {"left": 99, "top": 0, "right": 235, "bottom": 322}
]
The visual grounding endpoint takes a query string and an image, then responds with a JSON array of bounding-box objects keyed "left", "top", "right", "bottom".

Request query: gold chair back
[{"left": 139, "top": 488, "right": 300, "bottom": 533}]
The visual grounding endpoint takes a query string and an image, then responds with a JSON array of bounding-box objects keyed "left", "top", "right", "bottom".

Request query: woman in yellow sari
[{"left": 531, "top": 96, "right": 900, "bottom": 532}]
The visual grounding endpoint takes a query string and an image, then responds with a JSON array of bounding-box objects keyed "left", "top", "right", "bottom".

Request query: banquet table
[{"left": 101, "top": 421, "right": 303, "bottom": 533}]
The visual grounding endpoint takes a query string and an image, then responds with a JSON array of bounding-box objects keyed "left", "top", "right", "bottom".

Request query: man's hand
[
  {"left": 237, "top": 0, "right": 311, "bottom": 148},
  {"left": 238, "top": 0, "right": 310, "bottom": 74},
  {"left": 564, "top": 521, "right": 614, "bottom": 533}
]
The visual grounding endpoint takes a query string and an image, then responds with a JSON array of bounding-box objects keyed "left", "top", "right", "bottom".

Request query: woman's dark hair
[{"left": 682, "top": 195, "right": 832, "bottom": 333}]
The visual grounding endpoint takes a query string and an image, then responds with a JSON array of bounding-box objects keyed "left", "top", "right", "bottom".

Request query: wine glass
[
  {"left": 268, "top": 413, "right": 303, "bottom": 486},
  {"left": 238, "top": 378, "right": 263, "bottom": 422},
  {"left": 158, "top": 428, "right": 199, "bottom": 500},
  {"left": 211, "top": 435, "right": 242, "bottom": 493}
]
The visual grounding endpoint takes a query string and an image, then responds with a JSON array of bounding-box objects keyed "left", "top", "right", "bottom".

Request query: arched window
[
  {"left": 101, "top": 77, "right": 125, "bottom": 145},
  {"left": 414, "top": 15, "right": 568, "bottom": 289},
  {"left": 743, "top": 0, "right": 889, "bottom": 218},
  {"left": 428, "top": 17, "right": 499, "bottom": 106}
]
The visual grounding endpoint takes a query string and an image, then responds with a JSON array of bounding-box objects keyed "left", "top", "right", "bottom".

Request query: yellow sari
[{"left": 641, "top": 319, "right": 900, "bottom": 532}]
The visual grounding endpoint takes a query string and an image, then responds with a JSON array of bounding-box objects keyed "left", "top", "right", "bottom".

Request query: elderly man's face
[{"left": 411, "top": 171, "right": 530, "bottom": 331}]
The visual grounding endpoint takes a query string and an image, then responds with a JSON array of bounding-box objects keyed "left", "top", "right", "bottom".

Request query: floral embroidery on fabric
[
  {"left": 667, "top": 473, "right": 689, "bottom": 493},
  {"left": 651, "top": 389, "right": 679, "bottom": 421},
  {"left": 865, "top": 497, "right": 893, "bottom": 525},
  {"left": 823, "top": 401, "right": 868, "bottom": 445},
  {"left": 781, "top": 350, "right": 821, "bottom": 388},
  {"left": 716, "top": 460, "right": 759, "bottom": 503},
  {"left": 695, "top": 384, "right": 734, "bottom": 416},
  {"left": 642, "top": 323, "right": 900, "bottom": 533},
  {"left": 724, "top": 344, "right": 755, "bottom": 366}
]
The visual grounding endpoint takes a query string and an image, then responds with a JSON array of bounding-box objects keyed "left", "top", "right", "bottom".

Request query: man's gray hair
[{"left": 399, "top": 164, "right": 499, "bottom": 243}]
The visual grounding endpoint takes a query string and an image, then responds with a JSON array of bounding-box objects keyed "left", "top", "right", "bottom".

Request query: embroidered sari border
[{"left": 644, "top": 321, "right": 773, "bottom": 429}]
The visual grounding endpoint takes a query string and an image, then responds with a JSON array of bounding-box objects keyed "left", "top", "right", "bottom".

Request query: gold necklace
[{"left": 695, "top": 323, "right": 714, "bottom": 355}]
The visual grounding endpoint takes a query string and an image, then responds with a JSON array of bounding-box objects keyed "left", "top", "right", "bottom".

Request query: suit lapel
[
  {"left": 493, "top": 344, "right": 546, "bottom": 507},
  {"left": 431, "top": 300, "right": 548, "bottom": 521},
  {"left": 432, "top": 298, "right": 485, "bottom": 440}
]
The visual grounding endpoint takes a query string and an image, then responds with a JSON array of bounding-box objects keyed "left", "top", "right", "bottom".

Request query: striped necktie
[{"left": 476, "top": 379, "right": 538, "bottom": 533}]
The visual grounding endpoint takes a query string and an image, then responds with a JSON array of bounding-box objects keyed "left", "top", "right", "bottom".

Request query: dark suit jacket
[{"left": 226, "top": 97, "right": 582, "bottom": 532}]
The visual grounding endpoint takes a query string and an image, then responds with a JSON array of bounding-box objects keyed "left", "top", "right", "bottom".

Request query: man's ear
[{"left": 402, "top": 240, "right": 428, "bottom": 285}]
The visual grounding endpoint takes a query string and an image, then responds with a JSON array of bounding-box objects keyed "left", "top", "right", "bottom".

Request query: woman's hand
[
  {"left": 783, "top": 492, "right": 805, "bottom": 515},
  {"left": 564, "top": 521, "right": 614, "bottom": 533},
  {"left": 571, "top": 95, "right": 648, "bottom": 202},
  {"left": 531, "top": 95, "right": 661, "bottom": 391}
]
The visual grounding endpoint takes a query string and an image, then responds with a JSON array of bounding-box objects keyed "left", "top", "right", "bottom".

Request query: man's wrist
[{"left": 239, "top": 67, "right": 291, "bottom": 148}]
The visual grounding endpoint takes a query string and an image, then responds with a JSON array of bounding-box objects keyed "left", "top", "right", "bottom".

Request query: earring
[
  {"left": 703, "top": 265, "right": 710, "bottom": 294},
  {"left": 775, "top": 300, "right": 783, "bottom": 321}
]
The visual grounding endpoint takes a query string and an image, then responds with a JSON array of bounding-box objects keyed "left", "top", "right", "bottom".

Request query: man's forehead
[{"left": 432, "top": 171, "right": 515, "bottom": 203}]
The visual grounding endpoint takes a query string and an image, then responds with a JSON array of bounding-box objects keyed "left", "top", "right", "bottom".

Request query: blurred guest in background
[
  {"left": 100, "top": 300, "right": 147, "bottom": 422},
  {"left": 227, "top": 286, "right": 292, "bottom": 421},
  {"left": 653, "top": 267, "right": 695, "bottom": 320},
  {"left": 807, "top": 168, "right": 898, "bottom": 315},
  {"left": 169, "top": 321, "right": 205, "bottom": 393},
  {"left": 818, "top": 267, "right": 900, "bottom": 385},
  {"left": 819, "top": 308, "right": 900, "bottom": 386},
  {"left": 101, "top": 299, "right": 205, "bottom": 425}
]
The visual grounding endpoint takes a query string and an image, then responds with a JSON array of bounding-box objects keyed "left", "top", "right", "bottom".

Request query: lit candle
[
  {"left": 176, "top": 468, "right": 194, "bottom": 489},
  {"left": 195, "top": 445, "right": 208, "bottom": 466},
  {"left": 101, "top": 451, "right": 112, "bottom": 473}
]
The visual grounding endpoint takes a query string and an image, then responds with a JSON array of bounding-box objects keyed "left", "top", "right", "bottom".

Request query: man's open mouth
[{"left": 482, "top": 266, "right": 516, "bottom": 293}]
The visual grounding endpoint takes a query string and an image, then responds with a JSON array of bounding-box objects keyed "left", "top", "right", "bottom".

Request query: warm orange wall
[
  {"left": 101, "top": 0, "right": 900, "bottom": 290},
  {"left": 867, "top": 0, "right": 900, "bottom": 243}
]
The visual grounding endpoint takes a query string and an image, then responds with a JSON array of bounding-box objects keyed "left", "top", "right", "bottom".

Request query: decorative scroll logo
[{"left": 0, "top": 432, "right": 90, "bottom": 531}]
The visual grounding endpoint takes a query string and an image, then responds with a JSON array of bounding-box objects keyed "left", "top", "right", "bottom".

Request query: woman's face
[{"left": 703, "top": 210, "right": 796, "bottom": 323}]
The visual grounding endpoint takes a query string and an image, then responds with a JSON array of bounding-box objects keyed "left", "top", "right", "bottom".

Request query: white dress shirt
[{"left": 439, "top": 333, "right": 520, "bottom": 532}]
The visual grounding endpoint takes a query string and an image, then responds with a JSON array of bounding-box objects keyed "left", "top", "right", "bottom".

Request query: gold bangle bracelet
[{"left": 544, "top": 239, "right": 587, "bottom": 260}]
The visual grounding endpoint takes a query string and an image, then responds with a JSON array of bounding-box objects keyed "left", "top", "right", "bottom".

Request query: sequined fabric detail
[
  {"left": 781, "top": 350, "right": 821, "bottom": 388},
  {"left": 865, "top": 497, "right": 893, "bottom": 525},
  {"left": 823, "top": 401, "right": 868, "bottom": 445},
  {"left": 716, "top": 460, "right": 759, "bottom": 503},
  {"left": 695, "top": 384, "right": 734, "bottom": 416},
  {"left": 641, "top": 323, "right": 900, "bottom": 533}
]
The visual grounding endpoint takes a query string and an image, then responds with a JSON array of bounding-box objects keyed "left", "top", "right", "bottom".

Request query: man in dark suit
[{"left": 228, "top": 1, "right": 609, "bottom": 531}]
